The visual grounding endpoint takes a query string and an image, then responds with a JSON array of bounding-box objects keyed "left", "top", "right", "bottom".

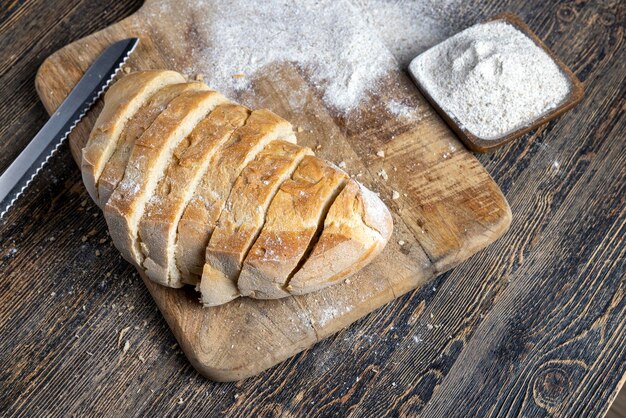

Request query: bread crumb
[
  {"left": 378, "top": 169, "right": 389, "bottom": 181},
  {"left": 99, "top": 238, "right": 107, "bottom": 244},
  {"left": 391, "top": 190, "right": 400, "bottom": 200},
  {"left": 398, "top": 240, "right": 405, "bottom": 246},
  {"left": 426, "top": 324, "right": 434, "bottom": 330},
  {"left": 49, "top": 236, "right": 55, "bottom": 242},
  {"left": 195, "top": 73, "right": 204, "bottom": 81},
  {"left": 95, "top": 250, "right": 101, "bottom": 257},
  {"left": 316, "top": 144, "right": 322, "bottom": 150},
  {"left": 81, "top": 235, "right": 88, "bottom": 242},
  {"left": 345, "top": 278, "right": 351, "bottom": 285},
  {"left": 376, "top": 150, "right": 385, "bottom": 158},
  {"left": 232, "top": 73, "right": 245, "bottom": 79},
  {"left": 123, "top": 66, "right": 131, "bottom": 74},
  {"left": 338, "top": 161, "right": 347, "bottom": 168},
  {"left": 123, "top": 340, "right": 130, "bottom": 353},
  {"left": 297, "top": 126, "right": 304, "bottom": 133},
  {"left": 118, "top": 326, "right": 131, "bottom": 348},
  {"left": 138, "top": 354, "right": 146, "bottom": 363},
  {"left": 177, "top": 397, "right": 184, "bottom": 405}
]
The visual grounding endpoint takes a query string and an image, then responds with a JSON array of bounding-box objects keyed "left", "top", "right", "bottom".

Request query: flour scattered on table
[
  {"left": 356, "top": 0, "right": 463, "bottom": 66},
  {"left": 409, "top": 20, "right": 571, "bottom": 140},
  {"left": 385, "top": 99, "right": 420, "bottom": 121},
  {"left": 146, "top": 0, "right": 395, "bottom": 112}
]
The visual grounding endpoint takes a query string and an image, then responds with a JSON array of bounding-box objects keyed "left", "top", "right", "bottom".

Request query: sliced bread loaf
[
  {"left": 97, "top": 82, "right": 208, "bottom": 207},
  {"left": 82, "top": 70, "right": 184, "bottom": 203},
  {"left": 83, "top": 70, "right": 394, "bottom": 304},
  {"left": 287, "top": 179, "right": 393, "bottom": 294},
  {"left": 237, "top": 156, "right": 348, "bottom": 300},
  {"left": 200, "top": 141, "right": 313, "bottom": 306},
  {"left": 139, "top": 104, "right": 250, "bottom": 287},
  {"left": 176, "top": 109, "right": 296, "bottom": 283},
  {"left": 105, "top": 90, "right": 228, "bottom": 266}
]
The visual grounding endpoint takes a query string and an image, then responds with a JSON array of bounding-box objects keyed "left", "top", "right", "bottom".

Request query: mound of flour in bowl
[{"left": 409, "top": 20, "right": 572, "bottom": 140}]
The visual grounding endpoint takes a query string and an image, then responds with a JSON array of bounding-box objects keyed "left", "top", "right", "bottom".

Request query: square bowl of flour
[{"left": 408, "top": 13, "right": 584, "bottom": 152}]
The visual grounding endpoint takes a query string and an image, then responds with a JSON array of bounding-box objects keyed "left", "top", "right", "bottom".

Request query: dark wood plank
[{"left": 0, "top": 0, "right": 624, "bottom": 416}]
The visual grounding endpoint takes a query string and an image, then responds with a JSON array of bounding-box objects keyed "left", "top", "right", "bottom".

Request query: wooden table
[{"left": 0, "top": 1, "right": 623, "bottom": 416}]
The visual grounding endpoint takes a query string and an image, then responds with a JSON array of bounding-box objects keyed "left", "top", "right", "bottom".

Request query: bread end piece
[
  {"left": 81, "top": 70, "right": 185, "bottom": 204},
  {"left": 286, "top": 179, "right": 393, "bottom": 295}
]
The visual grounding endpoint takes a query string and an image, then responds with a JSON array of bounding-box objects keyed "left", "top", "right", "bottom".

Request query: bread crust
[
  {"left": 84, "top": 70, "right": 395, "bottom": 303},
  {"left": 200, "top": 141, "right": 313, "bottom": 306},
  {"left": 97, "top": 82, "right": 208, "bottom": 207},
  {"left": 139, "top": 104, "right": 250, "bottom": 287},
  {"left": 105, "top": 90, "right": 228, "bottom": 266},
  {"left": 287, "top": 179, "right": 393, "bottom": 294},
  {"left": 176, "top": 109, "right": 296, "bottom": 283},
  {"left": 82, "top": 70, "right": 184, "bottom": 203},
  {"left": 237, "top": 156, "right": 348, "bottom": 299}
]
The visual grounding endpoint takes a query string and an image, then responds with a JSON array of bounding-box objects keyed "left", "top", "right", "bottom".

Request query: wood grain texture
[
  {"left": 31, "top": 0, "right": 510, "bottom": 381},
  {"left": 0, "top": 0, "right": 624, "bottom": 416}
]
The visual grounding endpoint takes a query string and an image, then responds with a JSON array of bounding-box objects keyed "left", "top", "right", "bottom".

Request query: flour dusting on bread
[{"left": 84, "top": 70, "right": 393, "bottom": 306}]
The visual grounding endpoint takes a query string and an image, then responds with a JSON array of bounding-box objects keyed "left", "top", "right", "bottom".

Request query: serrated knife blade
[{"left": 0, "top": 37, "right": 139, "bottom": 220}]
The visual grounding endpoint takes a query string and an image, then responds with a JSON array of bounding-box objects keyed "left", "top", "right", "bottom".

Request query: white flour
[
  {"left": 146, "top": 0, "right": 396, "bottom": 112},
  {"left": 409, "top": 20, "right": 572, "bottom": 140},
  {"left": 385, "top": 99, "right": 419, "bottom": 120},
  {"left": 356, "top": 0, "right": 463, "bottom": 66}
]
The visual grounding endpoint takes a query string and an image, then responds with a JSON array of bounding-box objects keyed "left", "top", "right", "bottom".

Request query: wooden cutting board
[{"left": 34, "top": 0, "right": 511, "bottom": 381}]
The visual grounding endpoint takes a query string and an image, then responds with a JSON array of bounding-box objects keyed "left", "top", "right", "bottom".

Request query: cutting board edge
[
  {"left": 141, "top": 265, "right": 435, "bottom": 382},
  {"left": 435, "top": 194, "right": 512, "bottom": 274},
  {"left": 33, "top": 3, "right": 512, "bottom": 382}
]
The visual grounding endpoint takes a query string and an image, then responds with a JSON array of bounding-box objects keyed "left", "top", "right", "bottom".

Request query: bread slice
[
  {"left": 139, "top": 104, "right": 251, "bottom": 287},
  {"left": 82, "top": 70, "right": 184, "bottom": 203},
  {"left": 287, "top": 179, "right": 393, "bottom": 294},
  {"left": 97, "top": 82, "right": 208, "bottom": 207},
  {"left": 200, "top": 141, "right": 313, "bottom": 306},
  {"left": 176, "top": 109, "right": 296, "bottom": 283},
  {"left": 237, "top": 156, "right": 348, "bottom": 299},
  {"left": 105, "top": 90, "right": 228, "bottom": 266}
]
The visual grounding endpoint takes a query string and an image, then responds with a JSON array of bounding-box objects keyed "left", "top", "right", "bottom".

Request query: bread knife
[{"left": 0, "top": 38, "right": 139, "bottom": 220}]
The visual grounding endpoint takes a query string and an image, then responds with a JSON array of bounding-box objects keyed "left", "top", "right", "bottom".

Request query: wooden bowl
[{"left": 410, "top": 12, "right": 584, "bottom": 153}]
